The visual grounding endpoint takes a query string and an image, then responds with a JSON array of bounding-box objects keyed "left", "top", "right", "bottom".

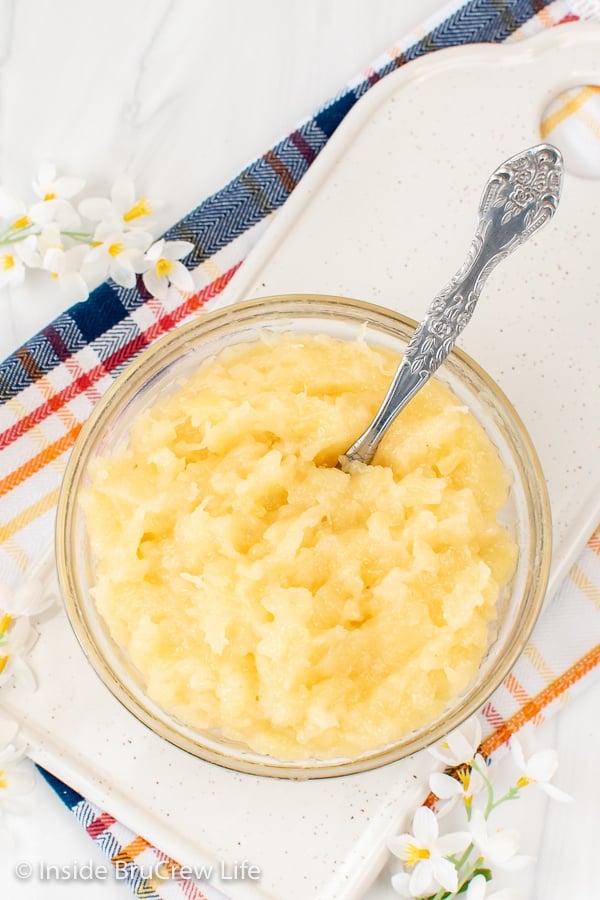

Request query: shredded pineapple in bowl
[{"left": 56, "top": 296, "right": 550, "bottom": 777}]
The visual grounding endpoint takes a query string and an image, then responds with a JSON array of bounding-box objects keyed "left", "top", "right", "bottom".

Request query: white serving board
[
  {"left": 223, "top": 22, "right": 600, "bottom": 600},
  {"left": 8, "top": 23, "right": 600, "bottom": 900}
]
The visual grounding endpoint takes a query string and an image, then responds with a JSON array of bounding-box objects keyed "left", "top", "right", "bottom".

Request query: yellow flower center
[
  {"left": 108, "top": 242, "right": 124, "bottom": 258},
  {"left": 123, "top": 197, "right": 151, "bottom": 222},
  {"left": 1, "top": 254, "right": 15, "bottom": 271},
  {"left": 43, "top": 191, "right": 56, "bottom": 201},
  {"left": 458, "top": 768, "right": 474, "bottom": 806},
  {"left": 155, "top": 257, "right": 174, "bottom": 278},
  {"left": 0, "top": 613, "right": 13, "bottom": 674},
  {"left": 403, "top": 844, "right": 431, "bottom": 867},
  {"left": 12, "top": 215, "right": 31, "bottom": 229},
  {"left": 0, "top": 770, "right": 7, "bottom": 789},
  {"left": 458, "top": 768, "right": 472, "bottom": 791},
  {"left": 517, "top": 775, "right": 531, "bottom": 788}
]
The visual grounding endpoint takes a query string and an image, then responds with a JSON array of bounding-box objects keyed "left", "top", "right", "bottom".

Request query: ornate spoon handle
[{"left": 339, "top": 143, "right": 563, "bottom": 469}]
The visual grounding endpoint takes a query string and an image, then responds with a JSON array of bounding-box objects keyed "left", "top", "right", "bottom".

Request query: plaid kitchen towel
[{"left": 1, "top": 0, "right": 600, "bottom": 898}]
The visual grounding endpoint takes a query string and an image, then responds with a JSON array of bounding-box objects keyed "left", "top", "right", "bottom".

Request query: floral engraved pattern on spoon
[
  {"left": 340, "top": 144, "right": 563, "bottom": 467},
  {"left": 405, "top": 145, "right": 563, "bottom": 379},
  {"left": 484, "top": 146, "right": 563, "bottom": 235}
]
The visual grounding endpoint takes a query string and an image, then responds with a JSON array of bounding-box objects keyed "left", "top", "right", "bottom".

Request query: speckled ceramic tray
[{"left": 8, "top": 23, "right": 600, "bottom": 900}]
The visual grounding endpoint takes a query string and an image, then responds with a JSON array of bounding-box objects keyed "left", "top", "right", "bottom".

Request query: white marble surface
[{"left": 1, "top": 2, "right": 599, "bottom": 898}]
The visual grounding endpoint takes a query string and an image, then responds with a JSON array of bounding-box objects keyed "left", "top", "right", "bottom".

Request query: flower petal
[
  {"left": 390, "top": 872, "right": 413, "bottom": 897},
  {"left": 412, "top": 805, "right": 438, "bottom": 844},
  {"left": 429, "top": 771, "right": 464, "bottom": 800},
  {"left": 53, "top": 198, "right": 82, "bottom": 229},
  {"left": 0, "top": 717, "right": 19, "bottom": 748},
  {"left": 162, "top": 239, "right": 194, "bottom": 260},
  {"left": 525, "top": 749, "right": 558, "bottom": 783},
  {"left": 53, "top": 176, "right": 85, "bottom": 199},
  {"left": 126, "top": 229, "right": 153, "bottom": 251},
  {"left": 11, "top": 578, "right": 46, "bottom": 616},
  {"left": 144, "top": 239, "right": 164, "bottom": 263},
  {"left": 409, "top": 860, "right": 436, "bottom": 898},
  {"left": 38, "top": 223, "right": 63, "bottom": 252},
  {"left": 4, "top": 761, "right": 36, "bottom": 796},
  {"left": 168, "top": 260, "right": 194, "bottom": 292},
  {"left": 15, "top": 235, "right": 41, "bottom": 267},
  {"left": 540, "top": 781, "right": 574, "bottom": 803},
  {"left": 33, "top": 161, "right": 56, "bottom": 195},
  {"left": 431, "top": 855, "right": 459, "bottom": 893},
  {"left": 109, "top": 260, "right": 137, "bottom": 289},
  {"left": 142, "top": 267, "right": 169, "bottom": 301},
  {"left": 59, "top": 272, "right": 90, "bottom": 304},
  {"left": 437, "top": 829, "right": 472, "bottom": 857},
  {"left": 29, "top": 200, "right": 58, "bottom": 226},
  {"left": 79, "top": 197, "right": 113, "bottom": 222},
  {"left": 466, "top": 873, "right": 487, "bottom": 900},
  {"left": 0, "top": 654, "right": 37, "bottom": 691},
  {"left": 387, "top": 834, "right": 413, "bottom": 860}
]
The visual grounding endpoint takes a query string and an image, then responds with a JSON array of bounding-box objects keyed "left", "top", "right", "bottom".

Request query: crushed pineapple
[{"left": 83, "top": 332, "right": 517, "bottom": 760}]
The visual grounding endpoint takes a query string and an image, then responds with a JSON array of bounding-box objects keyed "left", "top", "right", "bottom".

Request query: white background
[{"left": 1, "top": 2, "right": 599, "bottom": 899}]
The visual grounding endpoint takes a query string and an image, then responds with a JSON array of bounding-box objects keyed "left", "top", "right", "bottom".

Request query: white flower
[
  {"left": 141, "top": 238, "right": 194, "bottom": 300},
  {"left": 0, "top": 717, "right": 35, "bottom": 817},
  {"left": 79, "top": 174, "right": 153, "bottom": 228},
  {"left": 0, "top": 246, "right": 27, "bottom": 288},
  {"left": 429, "top": 752, "right": 488, "bottom": 815},
  {"left": 390, "top": 871, "right": 419, "bottom": 897},
  {"left": 0, "top": 188, "right": 33, "bottom": 233},
  {"left": 388, "top": 806, "right": 471, "bottom": 896},
  {"left": 42, "top": 244, "right": 90, "bottom": 302},
  {"left": 469, "top": 809, "right": 532, "bottom": 872},
  {"left": 428, "top": 717, "right": 482, "bottom": 767},
  {"left": 30, "top": 162, "right": 84, "bottom": 229},
  {"left": 12, "top": 234, "right": 41, "bottom": 268},
  {"left": 510, "top": 736, "right": 573, "bottom": 802},
  {"left": 0, "top": 576, "right": 53, "bottom": 618},
  {"left": 466, "top": 873, "right": 517, "bottom": 900},
  {"left": 83, "top": 221, "right": 152, "bottom": 288},
  {"left": 0, "top": 573, "right": 57, "bottom": 691},
  {"left": 0, "top": 614, "right": 38, "bottom": 690}
]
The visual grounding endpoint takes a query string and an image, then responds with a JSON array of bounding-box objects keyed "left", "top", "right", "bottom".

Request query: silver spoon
[{"left": 338, "top": 143, "right": 563, "bottom": 470}]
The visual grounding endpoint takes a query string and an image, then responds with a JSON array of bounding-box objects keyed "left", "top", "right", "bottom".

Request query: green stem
[
  {"left": 455, "top": 853, "right": 486, "bottom": 894},
  {"left": 471, "top": 758, "right": 496, "bottom": 819},
  {"left": 61, "top": 230, "right": 94, "bottom": 243},
  {"left": 470, "top": 757, "right": 522, "bottom": 817},
  {"left": 428, "top": 889, "right": 446, "bottom": 900},
  {"left": 0, "top": 228, "right": 38, "bottom": 246},
  {"left": 486, "top": 784, "right": 521, "bottom": 815},
  {"left": 455, "top": 843, "right": 476, "bottom": 872},
  {"left": 421, "top": 844, "right": 480, "bottom": 900}
]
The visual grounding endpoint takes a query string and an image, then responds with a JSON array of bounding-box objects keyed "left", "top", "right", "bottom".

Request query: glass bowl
[{"left": 55, "top": 294, "right": 551, "bottom": 778}]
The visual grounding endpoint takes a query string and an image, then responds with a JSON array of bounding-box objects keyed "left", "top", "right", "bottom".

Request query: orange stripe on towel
[
  {"left": 425, "top": 644, "right": 600, "bottom": 809},
  {"left": 0, "top": 426, "right": 81, "bottom": 498},
  {"left": 480, "top": 644, "right": 600, "bottom": 758},
  {"left": 0, "top": 488, "right": 60, "bottom": 544},
  {"left": 112, "top": 835, "right": 152, "bottom": 863},
  {"left": 540, "top": 85, "right": 600, "bottom": 138},
  {"left": 505, "top": 671, "right": 543, "bottom": 727}
]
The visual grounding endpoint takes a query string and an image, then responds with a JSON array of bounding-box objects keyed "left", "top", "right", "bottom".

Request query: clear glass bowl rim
[{"left": 55, "top": 293, "right": 552, "bottom": 779}]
